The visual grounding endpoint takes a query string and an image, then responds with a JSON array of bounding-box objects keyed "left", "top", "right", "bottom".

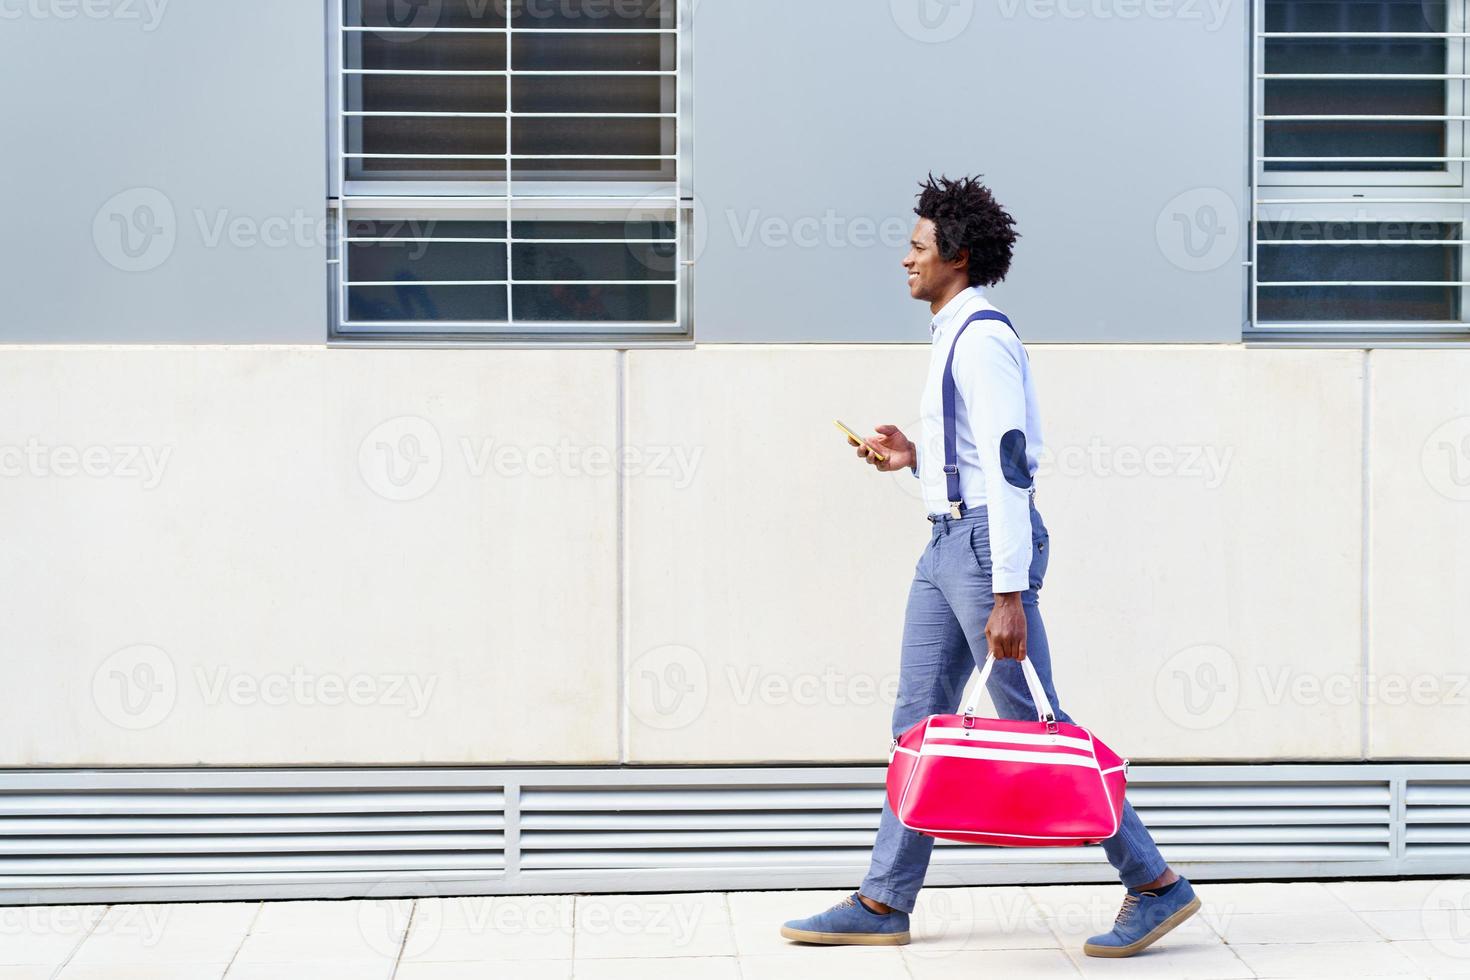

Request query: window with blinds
[
  {"left": 1251, "top": 0, "right": 1470, "bottom": 340},
  {"left": 329, "top": 0, "right": 688, "bottom": 342}
]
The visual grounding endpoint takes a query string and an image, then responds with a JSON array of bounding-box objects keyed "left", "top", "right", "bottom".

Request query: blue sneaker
[
  {"left": 779, "top": 892, "right": 911, "bottom": 946},
  {"left": 1083, "top": 877, "right": 1201, "bottom": 958}
]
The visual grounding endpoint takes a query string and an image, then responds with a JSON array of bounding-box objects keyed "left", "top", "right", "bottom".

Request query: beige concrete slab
[
  {"left": 0, "top": 348, "right": 620, "bottom": 765},
  {"left": 1366, "top": 350, "right": 1470, "bottom": 760}
]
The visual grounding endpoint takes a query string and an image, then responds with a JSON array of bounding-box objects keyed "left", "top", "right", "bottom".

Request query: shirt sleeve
[{"left": 954, "top": 327, "right": 1033, "bottom": 594}]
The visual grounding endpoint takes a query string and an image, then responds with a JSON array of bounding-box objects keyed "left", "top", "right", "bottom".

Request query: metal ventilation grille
[
  {"left": 1126, "top": 778, "right": 1393, "bottom": 863},
  {"left": 1405, "top": 777, "right": 1470, "bottom": 859},
  {"left": 519, "top": 784, "right": 883, "bottom": 871},
  {"left": 0, "top": 764, "right": 1466, "bottom": 905},
  {"left": 0, "top": 774, "right": 505, "bottom": 887}
]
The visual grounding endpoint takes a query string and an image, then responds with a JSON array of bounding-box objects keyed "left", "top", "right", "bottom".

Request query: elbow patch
[{"left": 999, "top": 429, "right": 1033, "bottom": 489}]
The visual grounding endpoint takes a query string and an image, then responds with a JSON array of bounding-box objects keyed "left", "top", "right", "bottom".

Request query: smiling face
[{"left": 901, "top": 218, "right": 970, "bottom": 312}]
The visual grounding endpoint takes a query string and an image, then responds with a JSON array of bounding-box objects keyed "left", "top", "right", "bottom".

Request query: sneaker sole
[
  {"left": 779, "top": 925, "right": 911, "bottom": 946},
  {"left": 1082, "top": 896, "right": 1202, "bottom": 959}
]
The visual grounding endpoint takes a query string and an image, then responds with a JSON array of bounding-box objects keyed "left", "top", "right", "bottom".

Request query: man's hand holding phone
[{"left": 837, "top": 420, "right": 917, "bottom": 474}]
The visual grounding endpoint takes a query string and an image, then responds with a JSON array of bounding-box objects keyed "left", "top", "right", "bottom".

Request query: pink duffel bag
[{"left": 885, "top": 654, "right": 1129, "bottom": 847}]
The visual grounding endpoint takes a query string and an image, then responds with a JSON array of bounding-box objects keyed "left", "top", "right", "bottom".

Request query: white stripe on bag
[
  {"left": 924, "top": 727, "right": 1094, "bottom": 752},
  {"left": 919, "top": 743, "right": 1100, "bottom": 769}
]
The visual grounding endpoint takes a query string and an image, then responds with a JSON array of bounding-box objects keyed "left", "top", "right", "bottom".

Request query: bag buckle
[
  {"left": 949, "top": 501, "right": 964, "bottom": 519},
  {"left": 1043, "top": 711, "right": 1058, "bottom": 735},
  {"left": 961, "top": 711, "right": 975, "bottom": 729}
]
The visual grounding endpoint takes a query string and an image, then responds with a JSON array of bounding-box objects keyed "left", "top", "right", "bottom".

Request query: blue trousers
[{"left": 859, "top": 502, "right": 1169, "bottom": 913}]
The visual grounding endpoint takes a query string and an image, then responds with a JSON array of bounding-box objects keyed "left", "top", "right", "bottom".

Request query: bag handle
[{"left": 964, "top": 653, "right": 1058, "bottom": 733}]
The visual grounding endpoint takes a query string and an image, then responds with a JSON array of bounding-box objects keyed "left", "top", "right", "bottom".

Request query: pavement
[{"left": 1, "top": 878, "right": 1468, "bottom": 979}]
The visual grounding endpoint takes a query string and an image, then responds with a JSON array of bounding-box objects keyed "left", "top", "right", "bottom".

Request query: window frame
[
  {"left": 325, "top": 0, "right": 695, "bottom": 347},
  {"left": 1246, "top": 0, "right": 1470, "bottom": 343}
]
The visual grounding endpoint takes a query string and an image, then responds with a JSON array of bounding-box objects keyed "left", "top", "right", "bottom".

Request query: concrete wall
[
  {"left": 0, "top": 0, "right": 1246, "bottom": 344},
  {"left": 1, "top": 344, "right": 1462, "bottom": 766}
]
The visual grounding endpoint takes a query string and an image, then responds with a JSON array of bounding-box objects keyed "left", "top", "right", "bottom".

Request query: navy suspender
[{"left": 942, "top": 310, "right": 1017, "bottom": 519}]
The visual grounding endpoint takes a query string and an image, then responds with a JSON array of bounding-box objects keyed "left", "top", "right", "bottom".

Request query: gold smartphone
[{"left": 833, "top": 419, "right": 888, "bottom": 462}]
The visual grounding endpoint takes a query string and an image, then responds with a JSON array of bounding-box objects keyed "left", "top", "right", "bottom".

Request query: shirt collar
[{"left": 929, "top": 286, "right": 984, "bottom": 337}]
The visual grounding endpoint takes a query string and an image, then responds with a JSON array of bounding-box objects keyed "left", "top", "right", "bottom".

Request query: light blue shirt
[{"left": 914, "top": 286, "right": 1043, "bottom": 593}]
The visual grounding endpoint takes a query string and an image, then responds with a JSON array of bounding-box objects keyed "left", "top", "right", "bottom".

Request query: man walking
[{"left": 778, "top": 175, "right": 1201, "bottom": 958}]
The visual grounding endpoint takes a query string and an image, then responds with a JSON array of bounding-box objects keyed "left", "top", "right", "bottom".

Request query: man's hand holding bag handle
[{"left": 885, "top": 653, "right": 1129, "bottom": 847}]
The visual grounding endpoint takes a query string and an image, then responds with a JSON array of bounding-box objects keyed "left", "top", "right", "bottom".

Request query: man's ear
[{"left": 951, "top": 248, "right": 970, "bottom": 274}]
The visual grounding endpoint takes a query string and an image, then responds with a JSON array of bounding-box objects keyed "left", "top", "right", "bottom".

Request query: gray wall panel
[
  {"left": 0, "top": 0, "right": 1244, "bottom": 344},
  {"left": 0, "top": 1, "right": 326, "bottom": 342},
  {"left": 692, "top": 0, "right": 1247, "bottom": 343}
]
